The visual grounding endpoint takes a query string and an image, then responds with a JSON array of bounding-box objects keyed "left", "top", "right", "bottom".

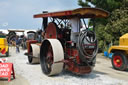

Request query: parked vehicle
[
  {"left": 26, "top": 31, "right": 40, "bottom": 63},
  {"left": 108, "top": 33, "right": 128, "bottom": 71},
  {"left": 0, "top": 35, "right": 9, "bottom": 57}
]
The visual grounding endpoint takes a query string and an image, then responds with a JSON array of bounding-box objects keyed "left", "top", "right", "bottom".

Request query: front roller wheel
[
  {"left": 40, "top": 39, "right": 64, "bottom": 76},
  {"left": 112, "top": 52, "right": 128, "bottom": 71},
  {"left": 28, "top": 44, "right": 40, "bottom": 64}
]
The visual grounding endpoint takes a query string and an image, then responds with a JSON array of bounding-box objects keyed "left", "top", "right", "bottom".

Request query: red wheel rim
[
  {"left": 113, "top": 56, "right": 123, "bottom": 68},
  {"left": 46, "top": 45, "right": 53, "bottom": 69}
]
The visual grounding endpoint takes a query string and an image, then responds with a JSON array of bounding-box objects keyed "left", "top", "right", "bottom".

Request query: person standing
[{"left": 15, "top": 36, "right": 20, "bottom": 53}]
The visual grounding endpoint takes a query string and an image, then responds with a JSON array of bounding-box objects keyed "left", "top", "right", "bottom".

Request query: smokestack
[{"left": 42, "top": 11, "right": 48, "bottom": 31}]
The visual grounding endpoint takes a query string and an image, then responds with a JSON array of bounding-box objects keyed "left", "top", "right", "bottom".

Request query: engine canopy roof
[{"left": 34, "top": 7, "right": 109, "bottom": 19}]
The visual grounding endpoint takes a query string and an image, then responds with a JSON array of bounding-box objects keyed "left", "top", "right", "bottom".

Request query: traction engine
[{"left": 28, "top": 7, "right": 109, "bottom": 76}]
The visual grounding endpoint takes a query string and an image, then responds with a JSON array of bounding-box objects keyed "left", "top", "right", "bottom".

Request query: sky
[{"left": 0, "top": 0, "right": 80, "bottom": 30}]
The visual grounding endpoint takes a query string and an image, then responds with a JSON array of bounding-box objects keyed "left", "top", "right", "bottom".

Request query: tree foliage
[
  {"left": 78, "top": 0, "right": 123, "bottom": 12},
  {"left": 105, "top": 7, "right": 128, "bottom": 44}
]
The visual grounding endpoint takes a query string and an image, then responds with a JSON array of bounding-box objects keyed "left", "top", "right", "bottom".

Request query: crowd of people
[{"left": 9, "top": 35, "right": 27, "bottom": 53}]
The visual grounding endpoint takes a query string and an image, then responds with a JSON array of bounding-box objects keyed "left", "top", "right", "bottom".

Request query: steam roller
[{"left": 26, "top": 7, "right": 109, "bottom": 76}]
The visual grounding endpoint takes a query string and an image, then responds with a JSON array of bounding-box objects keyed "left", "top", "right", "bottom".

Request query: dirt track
[{"left": 0, "top": 47, "right": 128, "bottom": 85}]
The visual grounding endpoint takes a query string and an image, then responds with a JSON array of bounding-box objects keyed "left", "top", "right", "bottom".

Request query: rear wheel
[
  {"left": 40, "top": 39, "right": 64, "bottom": 76},
  {"left": 112, "top": 52, "right": 128, "bottom": 70}
]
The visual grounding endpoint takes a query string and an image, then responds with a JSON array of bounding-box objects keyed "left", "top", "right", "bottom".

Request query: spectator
[{"left": 15, "top": 36, "right": 20, "bottom": 53}]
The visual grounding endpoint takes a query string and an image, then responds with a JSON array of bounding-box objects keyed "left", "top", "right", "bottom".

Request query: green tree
[
  {"left": 78, "top": 0, "right": 122, "bottom": 12},
  {"left": 78, "top": 0, "right": 90, "bottom": 7},
  {"left": 105, "top": 7, "right": 128, "bottom": 45}
]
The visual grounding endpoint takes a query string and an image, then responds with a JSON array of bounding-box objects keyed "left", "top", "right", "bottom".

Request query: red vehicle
[
  {"left": 27, "top": 7, "right": 109, "bottom": 76},
  {"left": 26, "top": 31, "right": 40, "bottom": 64}
]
